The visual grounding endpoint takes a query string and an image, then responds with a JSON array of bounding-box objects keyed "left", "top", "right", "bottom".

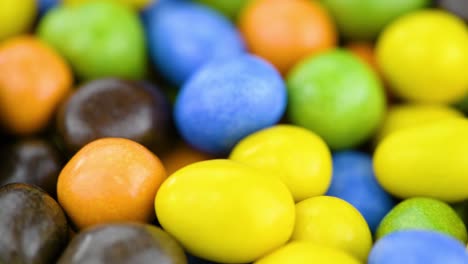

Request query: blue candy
[
  {"left": 369, "top": 230, "right": 468, "bottom": 264},
  {"left": 38, "top": 0, "right": 59, "bottom": 16},
  {"left": 146, "top": 2, "right": 245, "bottom": 86},
  {"left": 175, "top": 54, "right": 287, "bottom": 154},
  {"left": 326, "top": 151, "right": 395, "bottom": 233}
]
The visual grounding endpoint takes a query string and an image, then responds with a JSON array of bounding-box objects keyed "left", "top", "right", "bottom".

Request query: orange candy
[
  {"left": 161, "top": 142, "right": 214, "bottom": 176},
  {"left": 239, "top": 0, "right": 337, "bottom": 74},
  {"left": 346, "top": 42, "right": 380, "bottom": 75},
  {"left": 57, "top": 138, "right": 166, "bottom": 229},
  {"left": 0, "top": 36, "right": 72, "bottom": 135}
]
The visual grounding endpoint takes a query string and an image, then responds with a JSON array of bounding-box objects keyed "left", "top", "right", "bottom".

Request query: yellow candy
[
  {"left": 377, "top": 10, "right": 468, "bottom": 103},
  {"left": 155, "top": 159, "right": 295, "bottom": 264},
  {"left": 376, "top": 104, "right": 463, "bottom": 143},
  {"left": 0, "top": 0, "right": 36, "bottom": 40},
  {"left": 374, "top": 118, "right": 468, "bottom": 202},
  {"left": 230, "top": 125, "right": 332, "bottom": 202},
  {"left": 292, "top": 196, "right": 372, "bottom": 261},
  {"left": 63, "top": 0, "right": 154, "bottom": 10},
  {"left": 254, "top": 241, "right": 361, "bottom": 264}
]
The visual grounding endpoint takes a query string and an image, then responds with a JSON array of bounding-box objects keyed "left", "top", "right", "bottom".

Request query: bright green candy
[
  {"left": 287, "top": 49, "right": 385, "bottom": 150},
  {"left": 38, "top": 0, "right": 146, "bottom": 80},
  {"left": 196, "top": 0, "right": 249, "bottom": 19},
  {"left": 376, "top": 197, "right": 468, "bottom": 243},
  {"left": 320, "top": 0, "right": 430, "bottom": 40}
]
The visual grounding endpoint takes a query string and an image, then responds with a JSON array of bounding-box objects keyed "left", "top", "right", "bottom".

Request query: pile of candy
[{"left": 0, "top": 0, "right": 468, "bottom": 263}]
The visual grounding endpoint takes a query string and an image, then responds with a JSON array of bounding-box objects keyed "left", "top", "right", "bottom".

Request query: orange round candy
[
  {"left": 0, "top": 36, "right": 72, "bottom": 135},
  {"left": 57, "top": 138, "right": 166, "bottom": 229},
  {"left": 239, "top": 0, "right": 337, "bottom": 74},
  {"left": 161, "top": 142, "right": 214, "bottom": 176}
]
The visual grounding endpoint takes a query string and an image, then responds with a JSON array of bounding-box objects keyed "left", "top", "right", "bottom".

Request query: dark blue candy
[
  {"left": 175, "top": 54, "right": 286, "bottom": 154},
  {"left": 369, "top": 230, "right": 468, "bottom": 264},
  {"left": 146, "top": 2, "right": 244, "bottom": 86},
  {"left": 326, "top": 151, "right": 395, "bottom": 233}
]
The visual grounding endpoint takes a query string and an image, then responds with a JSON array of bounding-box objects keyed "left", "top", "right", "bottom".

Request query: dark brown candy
[
  {"left": 58, "top": 223, "right": 187, "bottom": 264},
  {"left": 57, "top": 78, "right": 171, "bottom": 153},
  {"left": 0, "top": 139, "right": 62, "bottom": 196},
  {"left": 0, "top": 183, "right": 69, "bottom": 264}
]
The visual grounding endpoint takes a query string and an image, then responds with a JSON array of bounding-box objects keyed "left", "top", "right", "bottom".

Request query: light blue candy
[{"left": 175, "top": 54, "right": 286, "bottom": 154}]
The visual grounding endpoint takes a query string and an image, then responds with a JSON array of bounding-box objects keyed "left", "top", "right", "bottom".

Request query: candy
[
  {"left": 292, "top": 196, "right": 372, "bottom": 261},
  {"left": 161, "top": 142, "right": 214, "bottom": 176},
  {"left": 320, "top": 0, "right": 430, "bottom": 40},
  {"left": 376, "top": 10, "right": 468, "bottom": 103},
  {"left": 239, "top": 0, "right": 336, "bottom": 74},
  {"left": 374, "top": 118, "right": 468, "bottom": 202},
  {"left": 254, "top": 241, "right": 360, "bottom": 264},
  {"left": 0, "top": 0, "right": 36, "bottom": 40},
  {"left": 287, "top": 49, "right": 386, "bottom": 150},
  {"left": 375, "top": 104, "right": 463, "bottom": 143},
  {"left": 0, "top": 36, "right": 72, "bottom": 135},
  {"left": 438, "top": 0, "right": 468, "bottom": 21},
  {"left": 38, "top": 0, "right": 147, "bottom": 80},
  {"left": 196, "top": 0, "right": 249, "bottom": 19},
  {"left": 369, "top": 230, "right": 468, "bottom": 264},
  {"left": 155, "top": 159, "right": 295, "bottom": 263},
  {"left": 175, "top": 54, "right": 286, "bottom": 154},
  {"left": 57, "top": 78, "right": 171, "bottom": 153},
  {"left": 376, "top": 197, "right": 467, "bottom": 243},
  {"left": 146, "top": 2, "right": 244, "bottom": 86},
  {"left": 326, "top": 151, "right": 395, "bottom": 233},
  {"left": 58, "top": 223, "right": 187, "bottom": 264},
  {"left": 64, "top": 0, "right": 155, "bottom": 10},
  {"left": 0, "top": 183, "right": 69, "bottom": 263},
  {"left": 230, "top": 125, "right": 332, "bottom": 202},
  {"left": 57, "top": 138, "right": 166, "bottom": 229}
]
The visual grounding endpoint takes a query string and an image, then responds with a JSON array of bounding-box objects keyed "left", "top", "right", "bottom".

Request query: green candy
[
  {"left": 376, "top": 197, "right": 468, "bottom": 243},
  {"left": 319, "top": 0, "right": 430, "bottom": 40},
  {"left": 196, "top": 0, "right": 249, "bottom": 19},
  {"left": 287, "top": 49, "right": 385, "bottom": 150},
  {"left": 38, "top": 0, "right": 146, "bottom": 80}
]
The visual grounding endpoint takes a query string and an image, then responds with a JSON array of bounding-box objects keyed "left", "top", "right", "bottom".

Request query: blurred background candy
[
  {"left": 0, "top": 0, "right": 36, "bottom": 40},
  {"left": 38, "top": 0, "right": 147, "bottom": 80},
  {"left": 175, "top": 54, "right": 286, "bottom": 154},
  {"left": 438, "top": 0, "right": 468, "bottom": 21},
  {"left": 287, "top": 49, "right": 386, "bottom": 150},
  {"left": 239, "top": 0, "right": 336, "bottom": 74},
  {"left": 326, "top": 151, "right": 395, "bottom": 233},
  {"left": 146, "top": 1, "right": 244, "bottom": 86},
  {"left": 196, "top": 0, "right": 249, "bottom": 19}
]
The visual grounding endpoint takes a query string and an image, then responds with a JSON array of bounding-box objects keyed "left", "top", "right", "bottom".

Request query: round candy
[
  {"left": 0, "top": 139, "right": 62, "bottom": 197},
  {"left": 369, "top": 230, "right": 468, "bottom": 264},
  {"left": 375, "top": 104, "right": 463, "bottom": 143},
  {"left": 239, "top": 0, "right": 336, "bottom": 74},
  {"left": 326, "top": 151, "right": 395, "bottom": 233},
  {"left": 374, "top": 118, "right": 468, "bottom": 202},
  {"left": 147, "top": 2, "right": 244, "bottom": 86},
  {"left": 155, "top": 159, "right": 295, "bottom": 263},
  {"left": 0, "top": 36, "right": 72, "bottom": 135},
  {"left": 0, "top": 0, "right": 36, "bottom": 40},
  {"left": 230, "top": 125, "right": 332, "bottom": 202},
  {"left": 58, "top": 223, "right": 187, "bottom": 264},
  {"left": 438, "top": 0, "right": 468, "bottom": 21},
  {"left": 287, "top": 49, "right": 386, "bottom": 150},
  {"left": 376, "top": 10, "right": 468, "bottom": 103},
  {"left": 38, "top": 0, "right": 147, "bottom": 80},
  {"left": 254, "top": 241, "right": 360, "bottom": 264},
  {"left": 376, "top": 197, "right": 467, "bottom": 243},
  {"left": 57, "top": 138, "right": 166, "bottom": 229},
  {"left": 57, "top": 78, "right": 171, "bottom": 154},
  {"left": 0, "top": 183, "right": 69, "bottom": 263},
  {"left": 175, "top": 54, "right": 287, "bottom": 154},
  {"left": 320, "top": 0, "right": 430, "bottom": 40},
  {"left": 196, "top": 0, "right": 249, "bottom": 19},
  {"left": 292, "top": 196, "right": 372, "bottom": 261},
  {"left": 64, "top": 0, "right": 154, "bottom": 10}
]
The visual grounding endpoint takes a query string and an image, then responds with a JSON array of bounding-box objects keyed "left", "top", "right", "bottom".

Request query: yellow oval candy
[
  {"left": 292, "top": 196, "right": 372, "bottom": 261},
  {"left": 374, "top": 118, "right": 468, "bottom": 202},
  {"left": 375, "top": 104, "right": 463, "bottom": 143},
  {"left": 376, "top": 10, "right": 468, "bottom": 103},
  {"left": 254, "top": 241, "right": 361, "bottom": 264},
  {"left": 155, "top": 159, "right": 295, "bottom": 264},
  {"left": 0, "top": 0, "right": 36, "bottom": 40},
  {"left": 230, "top": 125, "right": 332, "bottom": 202}
]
